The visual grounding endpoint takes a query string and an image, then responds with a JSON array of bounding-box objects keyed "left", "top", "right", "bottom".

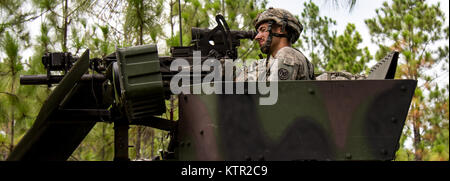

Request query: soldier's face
[
  {"left": 255, "top": 23, "right": 270, "bottom": 48},
  {"left": 255, "top": 23, "right": 283, "bottom": 53}
]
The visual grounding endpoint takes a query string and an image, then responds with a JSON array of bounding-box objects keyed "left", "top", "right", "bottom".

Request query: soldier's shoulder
[
  {"left": 275, "top": 47, "right": 306, "bottom": 65},
  {"left": 276, "top": 46, "right": 302, "bottom": 56}
]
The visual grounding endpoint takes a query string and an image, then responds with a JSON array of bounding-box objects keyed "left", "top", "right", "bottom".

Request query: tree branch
[
  {"left": 48, "top": 8, "right": 63, "bottom": 18},
  {"left": 0, "top": 9, "right": 50, "bottom": 27},
  {"left": 0, "top": 71, "right": 11, "bottom": 76},
  {"left": 86, "top": 9, "right": 124, "bottom": 36},
  {"left": 240, "top": 42, "right": 257, "bottom": 60},
  {"left": 0, "top": 92, "right": 19, "bottom": 100},
  {"left": 417, "top": 70, "right": 449, "bottom": 88},
  {"left": 67, "top": 0, "right": 93, "bottom": 17}
]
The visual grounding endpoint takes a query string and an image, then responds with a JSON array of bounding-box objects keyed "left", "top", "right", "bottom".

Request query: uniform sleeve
[
  {"left": 276, "top": 48, "right": 315, "bottom": 80},
  {"left": 275, "top": 52, "right": 309, "bottom": 80}
]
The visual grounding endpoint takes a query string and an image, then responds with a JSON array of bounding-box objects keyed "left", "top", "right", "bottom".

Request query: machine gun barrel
[{"left": 191, "top": 27, "right": 257, "bottom": 41}]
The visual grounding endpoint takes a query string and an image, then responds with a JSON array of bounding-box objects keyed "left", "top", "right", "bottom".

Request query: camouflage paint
[{"left": 175, "top": 80, "right": 416, "bottom": 161}]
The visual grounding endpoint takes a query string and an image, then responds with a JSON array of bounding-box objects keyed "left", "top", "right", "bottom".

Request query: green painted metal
[
  {"left": 7, "top": 50, "right": 92, "bottom": 161},
  {"left": 367, "top": 51, "right": 399, "bottom": 79},
  {"left": 8, "top": 44, "right": 169, "bottom": 161},
  {"left": 175, "top": 80, "right": 417, "bottom": 161}
]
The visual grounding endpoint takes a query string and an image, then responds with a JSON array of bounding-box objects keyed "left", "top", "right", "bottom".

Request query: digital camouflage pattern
[
  {"left": 274, "top": 47, "right": 314, "bottom": 80},
  {"left": 235, "top": 46, "right": 314, "bottom": 81},
  {"left": 315, "top": 51, "right": 400, "bottom": 80},
  {"left": 316, "top": 71, "right": 367, "bottom": 80}
]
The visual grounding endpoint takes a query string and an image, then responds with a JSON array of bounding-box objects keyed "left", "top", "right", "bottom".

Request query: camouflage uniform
[
  {"left": 315, "top": 72, "right": 367, "bottom": 80},
  {"left": 235, "top": 47, "right": 314, "bottom": 81},
  {"left": 235, "top": 7, "right": 314, "bottom": 81},
  {"left": 272, "top": 47, "right": 314, "bottom": 80}
]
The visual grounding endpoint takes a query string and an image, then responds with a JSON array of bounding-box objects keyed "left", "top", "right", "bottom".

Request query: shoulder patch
[{"left": 278, "top": 68, "right": 289, "bottom": 80}]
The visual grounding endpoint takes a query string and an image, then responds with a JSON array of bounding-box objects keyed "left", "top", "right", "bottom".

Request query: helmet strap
[
  {"left": 271, "top": 33, "right": 288, "bottom": 38},
  {"left": 261, "top": 20, "right": 290, "bottom": 54},
  {"left": 260, "top": 21, "right": 274, "bottom": 54},
  {"left": 281, "top": 14, "right": 288, "bottom": 32}
]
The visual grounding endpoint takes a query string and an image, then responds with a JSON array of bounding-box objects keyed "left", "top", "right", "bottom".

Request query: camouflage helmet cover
[{"left": 253, "top": 7, "right": 303, "bottom": 44}]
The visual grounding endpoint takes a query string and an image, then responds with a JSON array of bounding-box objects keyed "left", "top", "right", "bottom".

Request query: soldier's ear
[
  {"left": 275, "top": 24, "right": 287, "bottom": 34},
  {"left": 271, "top": 24, "right": 281, "bottom": 33},
  {"left": 281, "top": 25, "right": 290, "bottom": 34}
]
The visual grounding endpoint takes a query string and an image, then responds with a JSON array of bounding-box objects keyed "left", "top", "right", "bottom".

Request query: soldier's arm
[{"left": 275, "top": 54, "right": 309, "bottom": 80}]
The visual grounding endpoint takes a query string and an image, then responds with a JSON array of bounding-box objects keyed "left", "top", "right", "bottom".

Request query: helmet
[{"left": 253, "top": 7, "right": 303, "bottom": 44}]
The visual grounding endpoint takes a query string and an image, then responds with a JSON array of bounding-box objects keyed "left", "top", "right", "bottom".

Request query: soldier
[{"left": 236, "top": 7, "right": 315, "bottom": 81}]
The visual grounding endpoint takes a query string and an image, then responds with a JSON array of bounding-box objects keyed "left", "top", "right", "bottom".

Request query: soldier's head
[{"left": 253, "top": 8, "right": 303, "bottom": 54}]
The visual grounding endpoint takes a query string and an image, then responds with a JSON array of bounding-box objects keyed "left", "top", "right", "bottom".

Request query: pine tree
[
  {"left": 31, "top": 0, "right": 93, "bottom": 52},
  {"left": 0, "top": 31, "right": 23, "bottom": 156},
  {"left": 365, "top": 0, "right": 449, "bottom": 160},
  {"left": 297, "top": 0, "right": 337, "bottom": 73},
  {"left": 168, "top": 0, "right": 211, "bottom": 47},
  {"left": 123, "top": 0, "right": 164, "bottom": 46},
  {"left": 0, "top": 0, "right": 36, "bottom": 48},
  {"left": 326, "top": 23, "right": 372, "bottom": 74},
  {"left": 223, "top": 0, "right": 267, "bottom": 60},
  {"left": 0, "top": 0, "right": 40, "bottom": 160},
  {"left": 297, "top": 0, "right": 372, "bottom": 75}
]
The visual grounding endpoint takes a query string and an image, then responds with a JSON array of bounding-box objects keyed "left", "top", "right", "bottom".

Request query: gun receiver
[{"left": 173, "top": 14, "right": 256, "bottom": 59}]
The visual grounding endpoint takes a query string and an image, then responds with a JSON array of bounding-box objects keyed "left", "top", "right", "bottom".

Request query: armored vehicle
[{"left": 8, "top": 16, "right": 415, "bottom": 161}]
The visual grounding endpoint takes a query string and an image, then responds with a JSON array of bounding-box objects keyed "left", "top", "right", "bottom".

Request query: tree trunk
[
  {"left": 62, "top": 0, "right": 68, "bottom": 52},
  {"left": 139, "top": 25, "right": 143, "bottom": 45},
  {"left": 9, "top": 107, "right": 14, "bottom": 153},
  {"left": 222, "top": 0, "right": 225, "bottom": 16},
  {"left": 135, "top": 127, "right": 142, "bottom": 159},
  {"left": 170, "top": 0, "right": 174, "bottom": 38},
  {"left": 150, "top": 128, "right": 154, "bottom": 158},
  {"left": 170, "top": 96, "right": 174, "bottom": 121},
  {"left": 139, "top": 0, "right": 144, "bottom": 46},
  {"left": 101, "top": 123, "right": 106, "bottom": 160},
  {"left": 9, "top": 71, "right": 17, "bottom": 154},
  {"left": 413, "top": 115, "right": 422, "bottom": 160},
  {"left": 178, "top": 0, "right": 182, "bottom": 46}
]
